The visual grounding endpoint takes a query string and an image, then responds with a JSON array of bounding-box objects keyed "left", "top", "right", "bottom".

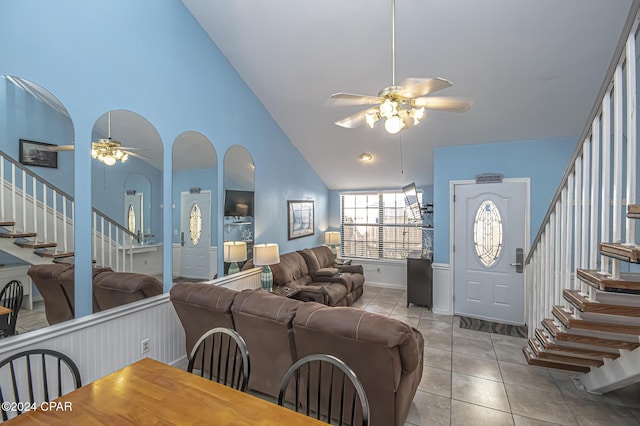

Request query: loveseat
[
  {"left": 243, "top": 245, "right": 365, "bottom": 306},
  {"left": 28, "top": 263, "right": 163, "bottom": 325},
  {"left": 170, "top": 282, "right": 424, "bottom": 426}
]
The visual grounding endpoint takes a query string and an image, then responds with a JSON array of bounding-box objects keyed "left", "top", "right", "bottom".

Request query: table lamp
[
  {"left": 253, "top": 243, "right": 280, "bottom": 291},
  {"left": 324, "top": 231, "right": 340, "bottom": 257},
  {"left": 224, "top": 241, "right": 247, "bottom": 274}
]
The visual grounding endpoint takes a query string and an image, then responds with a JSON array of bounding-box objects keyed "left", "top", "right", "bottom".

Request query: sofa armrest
[
  {"left": 337, "top": 264, "right": 363, "bottom": 275},
  {"left": 311, "top": 273, "right": 353, "bottom": 292}
]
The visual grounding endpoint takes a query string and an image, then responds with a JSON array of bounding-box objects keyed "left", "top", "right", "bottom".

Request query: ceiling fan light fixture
[
  {"left": 409, "top": 107, "right": 425, "bottom": 125},
  {"left": 379, "top": 99, "right": 397, "bottom": 119},
  {"left": 365, "top": 112, "right": 379, "bottom": 128},
  {"left": 359, "top": 153, "right": 373, "bottom": 161},
  {"left": 384, "top": 115, "right": 404, "bottom": 134},
  {"left": 103, "top": 154, "right": 117, "bottom": 166}
]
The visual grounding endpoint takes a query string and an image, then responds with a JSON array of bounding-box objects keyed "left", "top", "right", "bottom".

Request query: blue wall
[
  {"left": 433, "top": 136, "right": 576, "bottom": 264},
  {"left": 0, "top": 0, "right": 329, "bottom": 317}
]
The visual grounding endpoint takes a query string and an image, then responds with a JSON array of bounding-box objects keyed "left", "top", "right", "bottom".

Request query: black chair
[
  {"left": 0, "top": 280, "right": 23, "bottom": 337},
  {"left": 0, "top": 349, "right": 82, "bottom": 421},
  {"left": 278, "top": 354, "right": 370, "bottom": 426},
  {"left": 187, "top": 327, "right": 250, "bottom": 392}
]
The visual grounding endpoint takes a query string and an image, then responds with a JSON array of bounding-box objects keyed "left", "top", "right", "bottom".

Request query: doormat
[{"left": 458, "top": 316, "right": 528, "bottom": 338}]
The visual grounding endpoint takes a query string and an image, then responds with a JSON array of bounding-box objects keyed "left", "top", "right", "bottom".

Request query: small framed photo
[
  {"left": 288, "top": 200, "right": 314, "bottom": 240},
  {"left": 19, "top": 139, "right": 58, "bottom": 168}
]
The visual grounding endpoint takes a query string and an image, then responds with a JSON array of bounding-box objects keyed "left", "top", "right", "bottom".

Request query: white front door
[
  {"left": 453, "top": 181, "right": 527, "bottom": 325},
  {"left": 180, "top": 191, "right": 211, "bottom": 279}
]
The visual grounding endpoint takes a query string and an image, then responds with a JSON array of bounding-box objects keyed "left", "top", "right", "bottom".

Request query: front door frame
[{"left": 450, "top": 178, "right": 530, "bottom": 324}]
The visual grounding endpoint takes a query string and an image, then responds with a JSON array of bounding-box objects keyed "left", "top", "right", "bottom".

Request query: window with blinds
[{"left": 340, "top": 191, "right": 424, "bottom": 260}]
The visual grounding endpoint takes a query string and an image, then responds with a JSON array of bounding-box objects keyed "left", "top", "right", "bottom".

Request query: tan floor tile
[
  {"left": 491, "top": 333, "right": 528, "bottom": 348},
  {"left": 406, "top": 399, "right": 450, "bottom": 426},
  {"left": 391, "top": 304, "right": 426, "bottom": 319},
  {"left": 451, "top": 372, "right": 510, "bottom": 412},
  {"left": 390, "top": 314, "right": 420, "bottom": 328},
  {"left": 563, "top": 394, "right": 640, "bottom": 426},
  {"left": 422, "top": 331, "right": 453, "bottom": 351},
  {"left": 424, "top": 346, "right": 452, "bottom": 371},
  {"left": 450, "top": 399, "right": 514, "bottom": 426},
  {"left": 513, "top": 414, "right": 565, "bottom": 425},
  {"left": 452, "top": 325, "right": 494, "bottom": 342},
  {"left": 494, "top": 342, "right": 528, "bottom": 365},
  {"left": 417, "top": 318, "right": 453, "bottom": 337},
  {"left": 452, "top": 335, "right": 496, "bottom": 360},
  {"left": 452, "top": 352, "right": 501, "bottom": 381},
  {"left": 422, "top": 311, "right": 454, "bottom": 323},
  {"left": 418, "top": 366, "right": 452, "bottom": 398},
  {"left": 505, "top": 383, "right": 578, "bottom": 425},
  {"left": 499, "top": 361, "right": 560, "bottom": 394},
  {"left": 363, "top": 303, "right": 394, "bottom": 316}
]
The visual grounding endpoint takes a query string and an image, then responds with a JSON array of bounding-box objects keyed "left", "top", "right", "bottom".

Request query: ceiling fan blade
[
  {"left": 328, "top": 93, "right": 382, "bottom": 107},
  {"left": 412, "top": 96, "right": 473, "bottom": 112},
  {"left": 334, "top": 108, "right": 376, "bottom": 128},
  {"left": 399, "top": 77, "right": 453, "bottom": 98},
  {"left": 125, "top": 150, "right": 151, "bottom": 160}
]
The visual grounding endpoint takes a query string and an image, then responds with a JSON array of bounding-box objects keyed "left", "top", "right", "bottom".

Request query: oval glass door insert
[
  {"left": 189, "top": 203, "right": 202, "bottom": 245},
  {"left": 473, "top": 200, "right": 503, "bottom": 267}
]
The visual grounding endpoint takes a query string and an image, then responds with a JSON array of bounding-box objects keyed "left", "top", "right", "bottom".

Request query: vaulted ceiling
[{"left": 183, "top": 0, "right": 632, "bottom": 189}]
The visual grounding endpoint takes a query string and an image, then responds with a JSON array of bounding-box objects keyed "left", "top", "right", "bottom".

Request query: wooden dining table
[{"left": 3, "top": 357, "right": 326, "bottom": 425}]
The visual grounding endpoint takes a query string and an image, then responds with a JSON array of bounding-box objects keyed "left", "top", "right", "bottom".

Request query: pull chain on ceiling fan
[{"left": 328, "top": 0, "right": 472, "bottom": 134}]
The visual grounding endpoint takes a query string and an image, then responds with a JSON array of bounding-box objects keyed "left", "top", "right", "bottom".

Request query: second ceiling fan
[{"left": 329, "top": 0, "right": 472, "bottom": 134}]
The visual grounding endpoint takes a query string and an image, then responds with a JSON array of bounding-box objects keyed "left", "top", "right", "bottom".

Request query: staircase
[
  {"left": 0, "top": 149, "right": 137, "bottom": 272},
  {"left": 523, "top": 2, "right": 640, "bottom": 394}
]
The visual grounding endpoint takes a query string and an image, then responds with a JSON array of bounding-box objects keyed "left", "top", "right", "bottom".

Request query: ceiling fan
[
  {"left": 329, "top": 0, "right": 472, "bottom": 134},
  {"left": 48, "top": 111, "right": 147, "bottom": 165}
]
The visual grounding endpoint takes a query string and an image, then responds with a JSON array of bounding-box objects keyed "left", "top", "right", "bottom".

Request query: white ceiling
[{"left": 181, "top": 0, "right": 633, "bottom": 190}]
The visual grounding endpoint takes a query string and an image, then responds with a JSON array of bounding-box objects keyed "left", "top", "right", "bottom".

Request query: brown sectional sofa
[
  {"left": 28, "top": 263, "right": 163, "bottom": 325},
  {"left": 243, "top": 245, "right": 365, "bottom": 306},
  {"left": 170, "top": 282, "right": 424, "bottom": 426}
]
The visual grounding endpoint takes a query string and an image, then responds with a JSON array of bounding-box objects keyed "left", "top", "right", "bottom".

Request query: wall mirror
[
  {"left": 90, "top": 109, "right": 163, "bottom": 291},
  {"left": 172, "top": 131, "right": 218, "bottom": 280},
  {"left": 223, "top": 145, "right": 255, "bottom": 275},
  {"left": 0, "top": 75, "right": 75, "bottom": 337}
]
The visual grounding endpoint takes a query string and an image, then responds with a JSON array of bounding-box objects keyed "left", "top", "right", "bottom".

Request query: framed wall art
[
  {"left": 19, "top": 139, "right": 58, "bottom": 168},
  {"left": 288, "top": 200, "right": 314, "bottom": 240}
]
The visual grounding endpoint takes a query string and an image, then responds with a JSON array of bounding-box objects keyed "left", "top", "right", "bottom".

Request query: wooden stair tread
[
  {"left": 552, "top": 305, "right": 640, "bottom": 335},
  {"left": 522, "top": 347, "right": 590, "bottom": 373},
  {"left": 563, "top": 289, "right": 640, "bottom": 317},
  {"left": 600, "top": 242, "right": 640, "bottom": 263},
  {"left": 534, "top": 328, "right": 619, "bottom": 360},
  {"left": 0, "top": 221, "right": 16, "bottom": 227},
  {"left": 14, "top": 241, "right": 57, "bottom": 249},
  {"left": 541, "top": 318, "right": 640, "bottom": 350},
  {"left": 528, "top": 338, "right": 603, "bottom": 367},
  {"left": 0, "top": 231, "right": 38, "bottom": 238},
  {"left": 577, "top": 269, "right": 640, "bottom": 293},
  {"left": 627, "top": 204, "right": 640, "bottom": 219},
  {"left": 35, "top": 249, "right": 75, "bottom": 259}
]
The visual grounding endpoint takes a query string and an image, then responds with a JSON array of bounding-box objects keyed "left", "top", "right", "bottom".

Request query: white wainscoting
[
  {"left": 432, "top": 263, "right": 452, "bottom": 315},
  {"left": 352, "top": 259, "right": 407, "bottom": 289},
  {"left": 172, "top": 244, "right": 218, "bottom": 279}
]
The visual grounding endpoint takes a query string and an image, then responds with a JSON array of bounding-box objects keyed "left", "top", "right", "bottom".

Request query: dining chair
[
  {"left": 0, "top": 280, "right": 23, "bottom": 337},
  {"left": 0, "top": 349, "right": 82, "bottom": 421},
  {"left": 277, "top": 354, "right": 370, "bottom": 426},
  {"left": 187, "top": 327, "right": 250, "bottom": 392}
]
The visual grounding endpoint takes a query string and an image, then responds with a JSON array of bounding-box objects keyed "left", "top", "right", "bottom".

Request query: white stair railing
[
  {"left": 525, "top": 4, "right": 640, "bottom": 334},
  {"left": 0, "top": 149, "right": 136, "bottom": 271}
]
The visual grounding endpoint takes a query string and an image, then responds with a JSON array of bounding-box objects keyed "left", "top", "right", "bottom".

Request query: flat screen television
[
  {"left": 224, "top": 190, "right": 254, "bottom": 217},
  {"left": 402, "top": 183, "right": 423, "bottom": 221}
]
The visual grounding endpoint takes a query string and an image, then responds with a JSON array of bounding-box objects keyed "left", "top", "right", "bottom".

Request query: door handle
[
  {"left": 510, "top": 248, "right": 523, "bottom": 273},
  {"left": 180, "top": 232, "right": 185, "bottom": 247}
]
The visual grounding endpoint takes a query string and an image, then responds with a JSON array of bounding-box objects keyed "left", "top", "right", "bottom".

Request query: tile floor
[{"left": 353, "top": 285, "right": 640, "bottom": 426}]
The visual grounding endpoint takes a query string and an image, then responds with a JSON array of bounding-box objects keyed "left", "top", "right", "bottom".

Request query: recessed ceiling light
[{"left": 359, "top": 153, "right": 373, "bottom": 162}]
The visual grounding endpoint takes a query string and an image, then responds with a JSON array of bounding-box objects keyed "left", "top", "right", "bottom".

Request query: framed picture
[
  {"left": 19, "top": 139, "right": 58, "bottom": 168},
  {"left": 288, "top": 200, "right": 314, "bottom": 240}
]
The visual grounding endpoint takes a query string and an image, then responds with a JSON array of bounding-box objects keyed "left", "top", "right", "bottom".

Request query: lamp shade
[
  {"left": 254, "top": 243, "right": 280, "bottom": 266},
  {"left": 223, "top": 241, "right": 247, "bottom": 263},
  {"left": 324, "top": 231, "right": 340, "bottom": 245}
]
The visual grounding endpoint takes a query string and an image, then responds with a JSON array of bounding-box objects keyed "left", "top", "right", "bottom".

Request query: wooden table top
[
  {"left": 4, "top": 357, "right": 326, "bottom": 425},
  {"left": 0, "top": 306, "right": 11, "bottom": 315}
]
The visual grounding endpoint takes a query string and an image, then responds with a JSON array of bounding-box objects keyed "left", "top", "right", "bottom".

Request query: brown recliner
[
  {"left": 92, "top": 271, "right": 162, "bottom": 312},
  {"left": 28, "top": 263, "right": 75, "bottom": 325},
  {"left": 292, "top": 302, "right": 424, "bottom": 426},
  {"left": 230, "top": 289, "right": 303, "bottom": 397},
  {"left": 169, "top": 283, "right": 239, "bottom": 354}
]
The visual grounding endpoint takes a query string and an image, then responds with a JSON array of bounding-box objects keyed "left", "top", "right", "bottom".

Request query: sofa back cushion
[
  {"left": 169, "top": 283, "right": 239, "bottom": 354},
  {"left": 231, "top": 289, "right": 304, "bottom": 396},
  {"left": 93, "top": 271, "right": 162, "bottom": 312},
  {"left": 292, "top": 302, "right": 423, "bottom": 426},
  {"left": 310, "top": 246, "right": 336, "bottom": 269},
  {"left": 270, "top": 251, "right": 310, "bottom": 286},
  {"left": 297, "top": 248, "right": 321, "bottom": 274}
]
